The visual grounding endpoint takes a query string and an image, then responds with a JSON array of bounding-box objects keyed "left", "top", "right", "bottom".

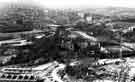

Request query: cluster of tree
[{"left": 0, "top": 26, "right": 100, "bottom": 66}]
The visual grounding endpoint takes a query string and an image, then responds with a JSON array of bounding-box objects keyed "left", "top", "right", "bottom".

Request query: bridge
[
  {"left": 0, "top": 67, "right": 41, "bottom": 82},
  {"left": 0, "top": 62, "right": 64, "bottom": 82},
  {"left": 0, "top": 73, "right": 38, "bottom": 82}
]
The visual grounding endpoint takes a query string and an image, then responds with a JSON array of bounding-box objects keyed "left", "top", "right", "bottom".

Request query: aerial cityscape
[{"left": 0, "top": 0, "right": 135, "bottom": 82}]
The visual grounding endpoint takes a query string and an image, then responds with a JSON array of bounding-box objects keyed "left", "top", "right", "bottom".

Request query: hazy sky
[{"left": 0, "top": 0, "right": 135, "bottom": 9}]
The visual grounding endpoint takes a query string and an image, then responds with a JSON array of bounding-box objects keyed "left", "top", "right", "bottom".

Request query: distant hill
[
  {"left": 79, "top": 7, "right": 135, "bottom": 21},
  {"left": 80, "top": 7, "right": 135, "bottom": 16}
]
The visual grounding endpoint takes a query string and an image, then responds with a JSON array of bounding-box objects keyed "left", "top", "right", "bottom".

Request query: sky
[{"left": 0, "top": 0, "right": 135, "bottom": 9}]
